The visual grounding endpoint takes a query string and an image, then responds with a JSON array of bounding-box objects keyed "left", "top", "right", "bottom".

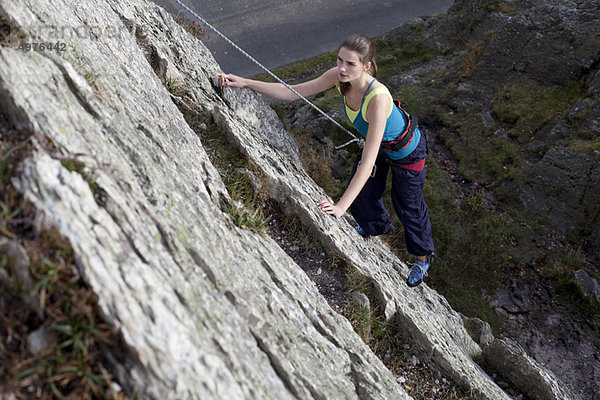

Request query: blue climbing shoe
[
  {"left": 407, "top": 260, "right": 429, "bottom": 287},
  {"left": 355, "top": 225, "right": 368, "bottom": 237}
]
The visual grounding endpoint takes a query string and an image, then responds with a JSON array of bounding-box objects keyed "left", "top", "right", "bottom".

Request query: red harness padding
[
  {"left": 387, "top": 157, "right": 426, "bottom": 172},
  {"left": 380, "top": 99, "right": 418, "bottom": 152}
]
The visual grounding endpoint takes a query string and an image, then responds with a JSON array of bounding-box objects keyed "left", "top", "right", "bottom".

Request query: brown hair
[{"left": 338, "top": 34, "right": 378, "bottom": 95}]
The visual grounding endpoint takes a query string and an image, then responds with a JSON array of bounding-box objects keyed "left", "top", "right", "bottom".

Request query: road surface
[{"left": 153, "top": 0, "right": 453, "bottom": 77}]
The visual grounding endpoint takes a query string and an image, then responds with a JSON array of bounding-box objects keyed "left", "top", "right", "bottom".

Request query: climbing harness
[
  {"left": 380, "top": 99, "right": 417, "bottom": 152},
  {"left": 173, "top": 0, "right": 363, "bottom": 149}
]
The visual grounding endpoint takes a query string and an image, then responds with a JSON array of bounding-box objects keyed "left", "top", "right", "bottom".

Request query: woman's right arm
[{"left": 215, "top": 67, "right": 339, "bottom": 101}]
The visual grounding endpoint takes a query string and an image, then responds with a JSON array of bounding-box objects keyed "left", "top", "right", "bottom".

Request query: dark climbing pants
[{"left": 349, "top": 150, "right": 434, "bottom": 257}]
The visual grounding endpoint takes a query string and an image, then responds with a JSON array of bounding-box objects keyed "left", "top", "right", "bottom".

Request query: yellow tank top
[{"left": 341, "top": 86, "right": 394, "bottom": 123}]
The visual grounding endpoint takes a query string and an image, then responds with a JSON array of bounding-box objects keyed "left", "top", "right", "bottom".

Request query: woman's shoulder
[
  {"left": 366, "top": 81, "right": 392, "bottom": 102},
  {"left": 363, "top": 81, "right": 393, "bottom": 118}
]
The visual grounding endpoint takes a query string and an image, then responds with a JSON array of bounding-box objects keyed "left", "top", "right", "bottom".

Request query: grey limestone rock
[
  {"left": 0, "top": 0, "right": 560, "bottom": 399},
  {"left": 572, "top": 270, "right": 600, "bottom": 304},
  {"left": 0, "top": 237, "right": 32, "bottom": 290},
  {"left": 483, "top": 338, "right": 582, "bottom": 400},
  {"left": 1, "top": 0, "right": 403, "bottom": 398},
  {"left": 462, "top": 315, "right": 495, "bottom": 347},
  {"left": 28, "top": 324, "right": 58, "bottom": 356}
]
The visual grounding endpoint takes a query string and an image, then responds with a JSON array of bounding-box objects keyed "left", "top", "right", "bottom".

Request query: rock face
[
  {"left": 483, "top": 338, "right": 579, "bottom": 400},
  {"left": 0, "top": 0, "right": 577, "bottom": 399},
  {"left": 572, "top": 270, "right": 600, "bottom": 304}
]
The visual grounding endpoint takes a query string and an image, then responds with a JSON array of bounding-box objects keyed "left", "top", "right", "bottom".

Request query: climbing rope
[{"left": 173, "top": 0, "right": 363, "bottom": 149}]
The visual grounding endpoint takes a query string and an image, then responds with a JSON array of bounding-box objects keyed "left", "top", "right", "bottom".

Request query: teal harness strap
[{"left": 362, "top": 78, "right": 377, "bottom": 105}]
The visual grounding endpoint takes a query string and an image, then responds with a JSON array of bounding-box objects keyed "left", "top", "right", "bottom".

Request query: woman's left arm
[{"left": 318, "top": 94, "right": 390, "bottom": 217}]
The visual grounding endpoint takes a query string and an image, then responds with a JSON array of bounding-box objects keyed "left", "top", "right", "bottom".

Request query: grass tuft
[
  {"left": 491, "top": 81, "right": 584, "bottom": 143},
  {"left": 163, "top": 73, "right": 186, "bottom": 97},
  {"left": 173, "top": 15, "right": 208, "bottom": 40},
  {"left": 223, "top": 202, "right": 271, "bottom": 233}
]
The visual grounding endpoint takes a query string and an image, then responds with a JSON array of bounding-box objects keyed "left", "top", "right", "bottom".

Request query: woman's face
[{"left": 337, "top": 47, "right": 370, "bottom": 82}]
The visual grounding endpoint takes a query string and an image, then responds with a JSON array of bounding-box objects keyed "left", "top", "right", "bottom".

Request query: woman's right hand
[{"left": 213, "top": 73, "right": 246, "bottom": 88}]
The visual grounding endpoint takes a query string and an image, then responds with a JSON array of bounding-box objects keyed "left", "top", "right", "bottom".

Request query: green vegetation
[
  {"left": 163, "top": 73, "right": 186, "bottom": 97},
  {"left": 491, "top": 81, "right": 584, "bottom": 143},
  {"left": 344, "top": 267, "right": 380, "bottom": 343},
  {"left": 9, "top": 246, "right": 124, "bottom": 400},
  {"left": 393, "top": 82, "right": 524, "bottom": 186},
  {"left": 568, "top": 134, "right": 600, "bottom": 161},
  {"left": 211, "top": 149, "right": 271, "bottom": 234},
  {"left": 483, "top": 0, "right": 520, "bottom": 15},
  {"left": 223, "top": 202, "right": 271, "bottom": 233},
  {"left": 448, "top": 112, "right": 521, "bottom": 186},
  {"left": 533, "top": 246, "right": 600, "bottom": 345},
  {"left": 290, "top": 126, "right": 351, "bottom": 201},
  {"left": 542, "top": 247, "right": 600, "bottom": 311},
  {"left": 374, "top": 37, "right": 439, "bottom": 83},
  {"left": 424, "top": 166, "right": 511, "bottom": 333},
  {"left": 0, "top": 137, "right": 30, "bottom": 239},
  {"left": 459, "top": 42, "right": 485, "bottom": 78}
]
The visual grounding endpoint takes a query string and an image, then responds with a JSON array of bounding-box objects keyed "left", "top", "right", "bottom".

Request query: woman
[{"left": 215, "top": 34, "right": 434, "bottom": 287}]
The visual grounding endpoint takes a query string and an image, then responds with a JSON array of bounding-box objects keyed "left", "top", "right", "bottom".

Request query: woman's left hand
[
  {"left": 213, "top": 73, "right": 246, "bottom": 88},
  {"left": 317, "top": 199, "right": 345, "bottom": 218}
]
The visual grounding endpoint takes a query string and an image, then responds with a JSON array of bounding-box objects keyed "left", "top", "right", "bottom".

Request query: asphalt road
[{"left": 153, "top": 0, "right": 453, "bottom": 77}]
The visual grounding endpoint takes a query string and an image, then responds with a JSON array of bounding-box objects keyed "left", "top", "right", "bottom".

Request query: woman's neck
[{"left": 349, "top": 73, "right": 375, "bottom": 94}]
